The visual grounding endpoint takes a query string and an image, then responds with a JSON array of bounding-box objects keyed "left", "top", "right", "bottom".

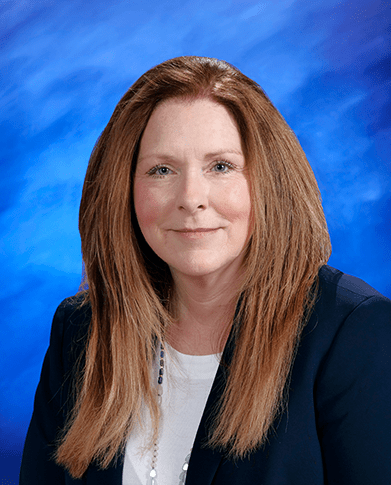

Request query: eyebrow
[{"left": 138, "top": 149, "right": 244, "bottom": 163}]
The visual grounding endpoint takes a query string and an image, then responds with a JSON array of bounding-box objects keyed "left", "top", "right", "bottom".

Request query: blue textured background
[{"left": 1, "top": 1, "right": 390, "bottom": 482}]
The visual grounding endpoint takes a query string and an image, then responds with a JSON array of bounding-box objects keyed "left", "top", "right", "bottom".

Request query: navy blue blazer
[{"left": 20, "top": 266, "right": 391, "bottom": 484}]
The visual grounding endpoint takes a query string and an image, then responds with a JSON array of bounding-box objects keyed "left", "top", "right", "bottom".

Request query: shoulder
[
  {"left": 54, "top": 292, "right": 91, "bottom": 321},
  {"left": 49, "top": 293, "right": 92, "bottom": 371},
  {"left": 298, "top": 265, "right": 391, "bottom": 383},
  {"left": 307, "top": 267, "right": 391, "bottom": 481},
  {"left": 53, "top": 292, "right": 92, "bottom": 329},
  {"left": 310, "top": 265, "right": 390, "bottom": 333},
  {"left": 317, "top": 264, "right": 389, "bottom": 307},
  {"left": 302, "top": 265, "right": 391, "bottom": 408}
]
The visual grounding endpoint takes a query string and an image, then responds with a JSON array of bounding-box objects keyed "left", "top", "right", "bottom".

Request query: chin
[
  {"left": 168, "top": 259, "right": 216, "bottom": 276},
  {"left": 168, "top": 255, "right": 242, "bottom": 279}
]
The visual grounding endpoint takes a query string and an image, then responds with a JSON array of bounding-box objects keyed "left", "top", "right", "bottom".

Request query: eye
[
  {"left": 211, "top": 160, "right": 235, "bottom": 174},
  {"left": 147, "top": 165, "right": 173, "bottom": 177}
]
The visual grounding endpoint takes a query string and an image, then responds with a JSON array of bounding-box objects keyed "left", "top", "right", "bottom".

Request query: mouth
[
  {"left": 170, "top": 227, "right": 221, "bottom": 239},
  {"left": 173, "top": 228, "right": 219, "bottom": 233}
]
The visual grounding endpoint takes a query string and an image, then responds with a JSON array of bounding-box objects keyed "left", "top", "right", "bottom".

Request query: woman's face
[{"left": 134, "top": 97, "right": 252, "bottom": 280}]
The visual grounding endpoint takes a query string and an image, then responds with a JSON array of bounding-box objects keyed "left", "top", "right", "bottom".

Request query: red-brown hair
[{"left": 56, "top": 56, "right": 331, "bottom": 477}]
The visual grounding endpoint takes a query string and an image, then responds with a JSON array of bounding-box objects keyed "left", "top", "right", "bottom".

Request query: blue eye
[
  {"left": 147, "top": 165, "right": 172, "bottom": 177},
  {"left": 156, "top": 166, "right": 171, "bottom": 175},
  {"left": 212, "top": 161, "right": 234, "bottom": 173}
]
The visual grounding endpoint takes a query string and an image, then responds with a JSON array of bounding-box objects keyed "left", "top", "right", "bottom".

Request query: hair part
[{"left": 56, "top": 56, "right": 331, "bottom": 477}]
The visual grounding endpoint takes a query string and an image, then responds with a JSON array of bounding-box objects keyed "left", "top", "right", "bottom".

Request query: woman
[{"left": 20, "top": 56, "right": 391, "bottom": 484}]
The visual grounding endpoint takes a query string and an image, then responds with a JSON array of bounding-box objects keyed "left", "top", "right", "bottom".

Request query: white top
[{"left": 122, "top": 344, "right": 220, "bottom": 485}]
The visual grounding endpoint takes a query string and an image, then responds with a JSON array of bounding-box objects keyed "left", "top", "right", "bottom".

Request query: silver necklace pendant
[
  {"left": 178, "top": 452, "right": 191, "bottom": 484},
  {"left": 148, "top": 467, "right": 157, "bottom": 485}
]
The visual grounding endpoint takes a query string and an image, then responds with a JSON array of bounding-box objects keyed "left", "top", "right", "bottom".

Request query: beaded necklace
[{"left": 148, "top": 343, "right": 191, "bottom": 485}]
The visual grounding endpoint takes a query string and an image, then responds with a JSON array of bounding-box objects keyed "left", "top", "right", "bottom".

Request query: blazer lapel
[{"left": 186, "top": 325, "right": 236, "bottom": 485}]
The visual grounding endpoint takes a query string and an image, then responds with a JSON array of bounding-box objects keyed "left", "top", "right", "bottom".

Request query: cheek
[
  {"left": 218, "top": 179, "right": 252, "bottom": 222},
  {"left": 134, "top": 183, "right": 162, "bottom": 229},
  {"left": 218, "top": 180, "right": 253, "bottom": 246}
]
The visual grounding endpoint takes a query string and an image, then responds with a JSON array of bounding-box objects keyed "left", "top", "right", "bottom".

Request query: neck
[{"left": 167, "top": 266, "right": 243, "bottom": 355}]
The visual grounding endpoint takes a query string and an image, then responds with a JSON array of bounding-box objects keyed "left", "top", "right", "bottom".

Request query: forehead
[{"left": 138, "top": 97, "right": 243, "bottom": 157}]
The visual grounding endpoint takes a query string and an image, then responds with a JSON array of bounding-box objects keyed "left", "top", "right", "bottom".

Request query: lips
[
  {"left": 173, "top": 228, "right": 219, "bottom": 233},
  {"left": 170, "top": 227, "right": 221, "bottom": 239}
]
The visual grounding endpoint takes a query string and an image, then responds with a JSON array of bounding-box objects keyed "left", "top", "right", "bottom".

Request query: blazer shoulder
[
  {"left": 55, "top": 292, "right": 91, "bottom": 315},
  {"left": 53, "top": 292, "right": 91, "bottom": 331},
  {"left": 316, "top": 265, "right": 390, "bottom": 316},
  {"left": 312, "top": 268, "right": 391, "bottom": 483},
  {"left": 49, "top": 293, "right": 92, "bottom": 368},
  {"left": 318, "top": 265, "right": 387, "bottom": 300},
  {"left": 302, "top": 265, "right": 391, "bottom": 351}
]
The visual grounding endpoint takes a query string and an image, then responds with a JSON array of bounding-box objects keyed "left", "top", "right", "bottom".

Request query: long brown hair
[{"left": 56, "top": 56, "right": 331, "bottom": 477}]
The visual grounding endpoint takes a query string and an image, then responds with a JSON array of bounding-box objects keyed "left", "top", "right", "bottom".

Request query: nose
[{"left": 176, "top": 170, "right": 208, "bottom": 213}]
